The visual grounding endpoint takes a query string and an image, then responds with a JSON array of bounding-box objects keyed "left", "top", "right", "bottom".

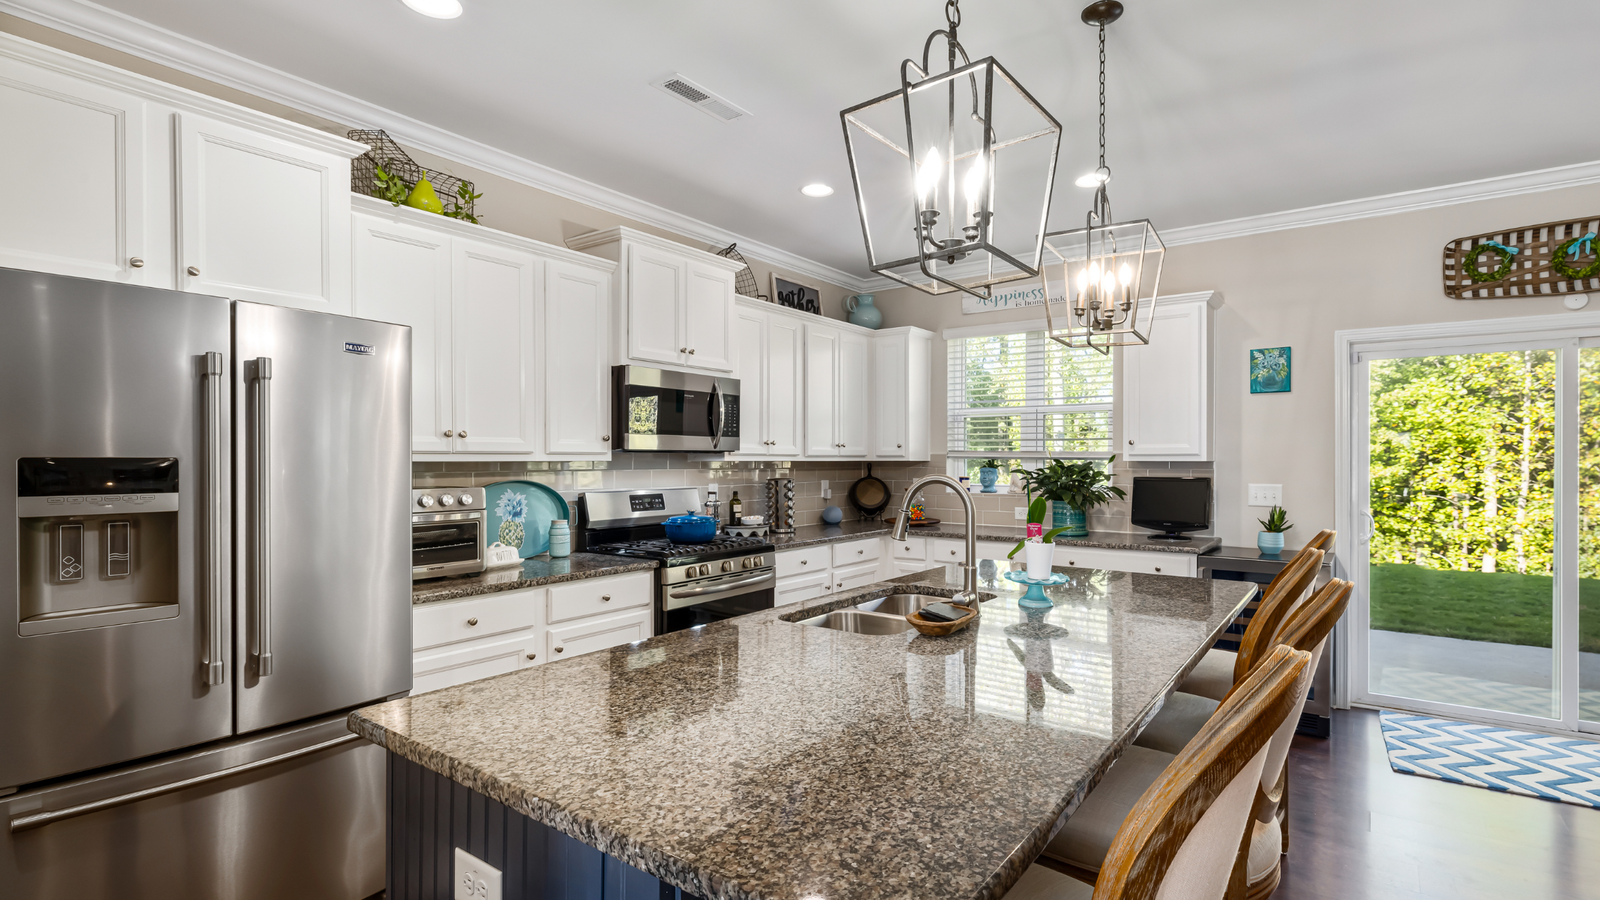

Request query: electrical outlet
[
  {"left": 820, "top": 479, "right": 831, "bottom": 500},
  {"left": 454, "top": 847, "right": 502, "bottom": 900},
  {"left": 1014, "top": 506, "right": 1027, "bottom": 520},
  {"left": 1247, "top": 484, "right": 1283, "bottom": 508}
]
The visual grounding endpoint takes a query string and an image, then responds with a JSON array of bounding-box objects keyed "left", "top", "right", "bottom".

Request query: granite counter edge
[
  {"left": 411, "top": 558, "right": 660, "bottom": 605},
  {"left": 772, "top": 525, "right": 1220, "bottom": 555}
]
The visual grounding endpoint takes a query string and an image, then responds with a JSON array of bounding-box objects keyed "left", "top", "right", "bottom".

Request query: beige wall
[
  {"left": 869, "top": 183, "right": 1600, "bottom": 550},
  {"left": 0, "top": 13, "right": 859, "bottom": 322}
]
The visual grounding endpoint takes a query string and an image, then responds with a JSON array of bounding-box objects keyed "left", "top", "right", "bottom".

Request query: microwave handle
[{"left": 711, "top": 381, "right": 725, "bottom": 450}]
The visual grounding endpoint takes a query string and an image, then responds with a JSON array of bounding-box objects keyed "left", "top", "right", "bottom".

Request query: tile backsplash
[{"left": 415, "top": 454, "right": 1214, "bottom": 536}]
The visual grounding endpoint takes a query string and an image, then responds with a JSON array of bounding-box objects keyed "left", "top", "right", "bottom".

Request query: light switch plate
[
  {"left": 1014, "top": 507, "right": 1027, "bottom": 520},
  {"left": 1248, "top": 484, "right": 1283, "bottom": 507},
  {"left": 454, "top": 847, "right": 502, "bottom": 900}
]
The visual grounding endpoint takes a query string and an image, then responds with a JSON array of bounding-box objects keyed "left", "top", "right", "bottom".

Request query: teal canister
[
  {"left": 548, "top": 519, "right": 571, "bottom": 558},
  {"left": 844, "top": 294, "right": 882, "bottom": 329}
]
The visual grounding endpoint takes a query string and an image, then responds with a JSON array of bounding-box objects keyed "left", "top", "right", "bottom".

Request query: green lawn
[{"left": 1370, "top": 563, "right": 1600, "bottom": 653}]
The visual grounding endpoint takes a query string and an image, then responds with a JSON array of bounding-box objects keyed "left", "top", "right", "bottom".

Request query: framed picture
[
  {"left": 1250, "top": 347, "right": 1291, "bottom": 393},
  {"left": 771, "top": 274, "right": 821, "bottom": 315}
]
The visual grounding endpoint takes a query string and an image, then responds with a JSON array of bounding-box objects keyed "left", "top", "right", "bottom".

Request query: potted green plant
[
  {"left": 1012, "top": 457, "right": 1125, "bottom": 538},
  {"left": 1257, "top": 505, "right": 1292, "bottom": 555},
  {"left": 1007, "top": 494, "right": 1062, "bottom": 579},
  {"left": 976, "top": 458, "right": 1004, "bottom": 493}
]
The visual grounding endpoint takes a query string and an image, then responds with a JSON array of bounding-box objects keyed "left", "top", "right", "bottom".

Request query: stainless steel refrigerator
[{"left": 0, "top": 268, "right": 411, "bottom": 899}]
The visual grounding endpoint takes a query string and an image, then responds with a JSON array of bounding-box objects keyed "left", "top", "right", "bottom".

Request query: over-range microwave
[{"left": 613, "top": 366, "right": 740, "bottom": 453}]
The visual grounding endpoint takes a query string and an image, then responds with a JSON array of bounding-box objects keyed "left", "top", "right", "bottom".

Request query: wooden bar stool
[{"left": 1009, "top": 644, "right": 1313, "bottom": 900}]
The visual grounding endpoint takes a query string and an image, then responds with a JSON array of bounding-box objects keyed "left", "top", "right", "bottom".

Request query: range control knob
[
  {"left": 417, "top": 495, "right": 435, "bottom": 509},
  {"left": 721, "top": 560, "right": 733, "bottom": 572},
  {"left": 438, "top": 494, "right": 456, "bottom": 507},
  {"left": 741, "top": 558, "right": 751, "bottom": 569},
  {"left": 457, "top": 493, "right": 474, "bottom": 506},
  {"left": 698, "top": 564, "right": 710, "bottom": 577}
]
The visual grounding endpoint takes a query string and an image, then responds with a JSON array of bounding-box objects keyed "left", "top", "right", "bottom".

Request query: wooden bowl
[{"left": 906, "top": 602, "right": 978, "bottom": 636}]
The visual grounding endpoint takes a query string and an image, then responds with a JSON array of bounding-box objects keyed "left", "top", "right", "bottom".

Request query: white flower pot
[{"left": 1024, "top": 540, "right": 1055, "bottom": 581}]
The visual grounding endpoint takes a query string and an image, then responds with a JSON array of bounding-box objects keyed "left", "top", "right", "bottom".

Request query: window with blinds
[{"left": 947, "top": 330, "right": 1113, "bottom": 482}]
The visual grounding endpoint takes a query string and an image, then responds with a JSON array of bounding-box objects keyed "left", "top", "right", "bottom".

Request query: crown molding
[{"left": 0, "top": 0, "right": 877, "bottom": 292}]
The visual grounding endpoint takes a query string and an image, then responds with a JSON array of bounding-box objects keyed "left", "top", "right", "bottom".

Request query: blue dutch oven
[{"left": 663, "top": 511, "right": 720, "bottom": 543}]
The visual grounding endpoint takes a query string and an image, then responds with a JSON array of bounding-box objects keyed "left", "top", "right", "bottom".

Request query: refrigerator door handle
[
  {"left": 7, "top": 733, "right": 361, "bottom": 832},
  {"left": 203, "top": 351, "right": 226, "bottom": 686},
  {"left": 252, "top": 357, "right": 274, "bottom": 677}
]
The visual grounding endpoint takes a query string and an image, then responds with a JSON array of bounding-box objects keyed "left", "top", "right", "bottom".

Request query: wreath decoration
[
  {"left": 1459, "top": 240, "right": 1518, "bottom": 284},
  {"left": 1552, "top": 235, "right": 1600, "bottom": 281}
]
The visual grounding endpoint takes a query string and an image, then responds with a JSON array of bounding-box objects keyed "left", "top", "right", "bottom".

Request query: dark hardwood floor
[{"left": 1276, "top": 708, "right": 1600, "bottom": 900}]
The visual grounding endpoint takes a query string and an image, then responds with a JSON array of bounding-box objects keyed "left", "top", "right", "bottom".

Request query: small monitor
[{"left": 1131, "top": 477, "right": 1212, "bottom": 541}]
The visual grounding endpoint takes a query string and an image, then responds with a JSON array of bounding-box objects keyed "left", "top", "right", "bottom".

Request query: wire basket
[
  {"left": 715, "top": 243, "right": 766, "bottom": 299},
  {"left": 348, "top": 129, "right": 477, "bottom": 222}
]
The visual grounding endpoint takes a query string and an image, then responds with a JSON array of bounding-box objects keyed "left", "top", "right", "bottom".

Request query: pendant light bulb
[
  {"left": 963, "top": 154, "right": 987, "bottom": 217},
  {"left": 1118, "top": 262, "right": 1133, "bottom": 285},
  {"left": 915, "top": 147, "right": 943, "bottom": 206}
]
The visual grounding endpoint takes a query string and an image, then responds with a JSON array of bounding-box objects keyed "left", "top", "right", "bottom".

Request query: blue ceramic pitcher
[{"left": 845, "top": 294, "right": 882, "bottom": 329}]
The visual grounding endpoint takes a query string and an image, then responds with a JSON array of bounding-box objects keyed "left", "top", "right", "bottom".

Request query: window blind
[{"left": 947, "top": 331, "right": 1113, "bottom": 468}]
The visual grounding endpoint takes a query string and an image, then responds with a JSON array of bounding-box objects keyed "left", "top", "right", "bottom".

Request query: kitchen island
[{"left": 351, "top": 562, "right": 1256, "bottom": 900}]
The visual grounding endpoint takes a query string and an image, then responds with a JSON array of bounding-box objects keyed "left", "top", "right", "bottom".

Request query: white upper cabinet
[
  {"left": 0, "top": 54, "right": 152, "bottom": 283},
  {"left": 733, "top": 307, "right": 767, "bottom": 455},
  {"left": 872, "top": 328, "right": 932, "bottom": 460},
  {"left": 804, "top": 321, "right": 870, "bottom": 458},
  {"left": 566, "top": 227, "right": 744, "bottom": 374},
  {"left": 176, "top": 113, "right": 352, "bottom": 313},
  {"left": 452, "top": 238, "right": 539, "bottom": 454},
  {"left": 0, "top": 35, "right": 363, "bottom": 301},
  {"left": 543, "top": 258, "right": 613, "bottom": 456},
  {"left": 837, "top": 332, "right": 870, "bottom": 457},
  {"left": 731, "top": 301, "right": 805, "bottom": 459},
  {"left": 352, "top": 212, "right": 453, "bottom": 453},
  {"left": 1121, "top": 291, "right": 1220, "bottom": 462}
]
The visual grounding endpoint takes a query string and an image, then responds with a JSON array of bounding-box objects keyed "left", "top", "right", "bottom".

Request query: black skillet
[{"left": 848, "top": 464, "right": 891, "bottom": 518}]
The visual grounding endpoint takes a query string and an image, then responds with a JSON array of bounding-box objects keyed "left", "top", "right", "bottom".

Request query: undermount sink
[
  {"left": 853, "top": 593, "right": 946, "bottom": 616},
  {"left": 798, "top": 610, "right": 916, "bottom": 635}
]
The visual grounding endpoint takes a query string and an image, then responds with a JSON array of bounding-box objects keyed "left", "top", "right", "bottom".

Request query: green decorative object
[
  {"left": 498, "top": 519, "right": 525, "bottom": 549},
  {"left": 1461, "top": 241, "right": 1519, "bottom": 283},
  {"left": 1257, "top": 505, "right": 1292, "bottom": 556},
  {"left": 405, "top": 175, "right": 445, "bottom": 214},
  {"left": 443, "top": 181, "right": 484, "bottom": 224},
  {"left": 1551, "top": 233, "right": 1600, "bottom": 281},
  {"left": 1008, "top": 457, "right": 1123, "bottom": 554},
  {"left": 373, "top": 162, "right": 409, "bottom": 206},
  {"left": 1250, "top": 347, "right": 1291, "bottom": 393}
]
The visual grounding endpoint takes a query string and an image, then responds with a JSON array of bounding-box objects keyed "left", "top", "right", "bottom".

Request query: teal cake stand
[{"left": 1004, "top": 570, "right": 1067, "bottom": 608}]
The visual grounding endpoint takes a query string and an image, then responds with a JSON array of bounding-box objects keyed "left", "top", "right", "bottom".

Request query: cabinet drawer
[
  {"left": 891, "top": 560, "right": 937, "bottom": 578},
  {"left": 412, "top": 633, "right": 537, "bottom": 694},
  {"left": 890, "top": 537, "right": 927, "bottom": 560},
  {"left": 832, "top": 538, "right": 880, "bottom": 567},
  {"left": 548, "top": 609, "right": 651, "bottom": 661},
  {"left": 929, "top": 539, "right": 965, "bottom": 564},
  {"left": 413, "top": 588, "right": 541, "bottom": 651},
  {"left": 1055, "top": 546, "right": 1196, "bottom": 577},
  {"left": 776, "top": 546, "right": 830, "bottom": 578},
  {"left": 547, "top": 571, "right": 652, "bottom": 624},
  {"left": 776, "top": 571, "right": 832, "bottom": 606},
  {"left": 832, "top": 560, "right": 880, "bottom": 593}
]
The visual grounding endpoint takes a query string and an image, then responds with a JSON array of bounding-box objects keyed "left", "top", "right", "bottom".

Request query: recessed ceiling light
[
  {"left": 800, "top": 183, "right": 834, "bottom": 198},
  {"left": 1075, "top": 171, "right": 1110, "bottom": 188},
  {"left": 401, "top": 0, "right": 462, "bottom": 19}
]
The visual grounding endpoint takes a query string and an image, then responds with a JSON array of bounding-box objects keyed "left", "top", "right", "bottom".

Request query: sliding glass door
[{"left": 1345, "top": 320, "right": 1600, "bottom": 733}]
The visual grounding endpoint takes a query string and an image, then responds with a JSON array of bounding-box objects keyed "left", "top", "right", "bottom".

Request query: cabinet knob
[
  {"left": 458, "top": 430, "right": 468, "bottom": 438},
  {"left": 601, "top": 594, "right": 611, "bottom": 601},
  {"left": 836, "top": 581, "right": 843, "bottom": 588},
  {"left": 602, "top": 435, "right": 610, "bottom": 441},
  {"left": 187, "top": 266, "right": 201, "bottom": 277},
  {"left": 129, "top": 257, "right": 145, "bottom": 268},
  {"left": 688, "top": 348, "right": 696, "bottom": 355},
  {"left": 467, "top": 617, "right": 479, "bottom": 626},
  {"left": 1154, "top": 566, "right": 1161, "bottom": 573},
  {"left": 555, "top": 646, "right": 564, "bottom": 653},
  {"left": 1069, "top": 560, "right": 1075, "bottom": 566},
  {"left": 680, "top": 347, "right": 688, "bottom": 353},
  {"left": 857, "top": 549, "right": 864, "bottom": 555},
  {"left": 526, "top": 652, "right": 537, "bottom": 660},
  {"left": 897, "top": 443, "right": 903, "bottom": 448},
  {"left": 800, "top": 559, "right": 808, "bottom": 566},
  {"left": 444, "top": 430, "right": 454, "bottom": 437},
  {"left": 1128, "top": 440, "right": 1134, "bottom": 445}
]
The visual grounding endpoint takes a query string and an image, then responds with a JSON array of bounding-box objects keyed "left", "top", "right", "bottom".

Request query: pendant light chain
[{"left": 1097, "top": 21, "right": 1107, "bottom": 176}]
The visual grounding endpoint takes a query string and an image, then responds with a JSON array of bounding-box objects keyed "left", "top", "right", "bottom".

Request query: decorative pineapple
[{"left": 495, "top": 490, "right": 529, "bottom": 552}]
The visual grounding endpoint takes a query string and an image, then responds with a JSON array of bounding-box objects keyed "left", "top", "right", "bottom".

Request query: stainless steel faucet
[{"left": 891, "top": 475, "right": 980, "bottom": 609}]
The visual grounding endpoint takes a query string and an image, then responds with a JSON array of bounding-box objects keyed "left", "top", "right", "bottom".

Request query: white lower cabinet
[
  {"left": 411, "top": 571, "right": 653, "bottom": 693},
  {"left": 833, "top": 561, "right": 880, "bottom": 593},
  {"left": 776, "top": 571, "right": 832, "bottom": 606}
]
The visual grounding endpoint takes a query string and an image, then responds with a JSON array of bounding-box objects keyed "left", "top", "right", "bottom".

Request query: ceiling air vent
[{"left": 650, "top": 73, "right": 750, "bottom": 123}]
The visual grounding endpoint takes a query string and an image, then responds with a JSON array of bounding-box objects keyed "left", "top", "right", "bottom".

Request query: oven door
[
  {"left": 411, "top": 511, "right": 484, "bottom": 579},
  {"left": 614, "top": 366, "right": 740, "bottom": 452},
  {"left": 659, "top": 568, "right": 774, "bottom": 633}
]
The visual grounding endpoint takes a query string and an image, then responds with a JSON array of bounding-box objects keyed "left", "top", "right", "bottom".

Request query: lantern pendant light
[
  {"left": 841, "top": 0, "right": 1063, "bottom": 300},
  {"left": 1042, "top": 1, "right": 1165, "bottom": 355}
]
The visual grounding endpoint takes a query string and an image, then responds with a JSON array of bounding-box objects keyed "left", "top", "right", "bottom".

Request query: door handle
[
  {"left": 252, "top": 357, "right": 274, "bottom": 677},
  {"left": 710, "top": 381, "right": 725, "bottom": 450},
  {"left": 203, "top": 352, "right": 226, "bottom": 686},
  {"left": 8, "top": 733, "right": 360, "bottom": 832}
]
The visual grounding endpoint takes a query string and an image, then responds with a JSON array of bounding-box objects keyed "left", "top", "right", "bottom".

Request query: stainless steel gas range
[{"left": 576, "top": 488, "right": 774, "bottom": 634}]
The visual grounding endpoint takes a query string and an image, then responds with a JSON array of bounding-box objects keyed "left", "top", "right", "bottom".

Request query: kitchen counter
[
  {"left": 410, "top": 553, "right": 657, "bottom": 605},
  {"left": 354, "top": 561, "right": 1256, "bottom": 900},
  {"left": 771, "top": 519, "right": 1221, "bottom": 554}
]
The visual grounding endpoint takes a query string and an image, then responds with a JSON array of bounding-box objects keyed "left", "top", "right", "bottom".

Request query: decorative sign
[
  {"left": 1443, "top": 217, "right": 1599, "bottom": 299},
  {"left": 961, "top": 278, "right": 1067, "bottom": 315},
  {"left": 1250, "top": 347, "right": 1291, "bottom": 394}
]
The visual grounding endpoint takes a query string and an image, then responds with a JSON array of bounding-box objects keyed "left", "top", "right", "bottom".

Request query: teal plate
[{"left": 483, "top": 480, "right": 570, "bottom": 558}]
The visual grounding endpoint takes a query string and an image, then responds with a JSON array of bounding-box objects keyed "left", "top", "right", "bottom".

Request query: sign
[{"left": 961, "top": 278, "right": 1068, "bottom": 315}]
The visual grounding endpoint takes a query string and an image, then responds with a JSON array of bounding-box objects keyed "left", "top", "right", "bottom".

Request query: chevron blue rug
[{"left": 1380, "top": 712, "right": 1600, "bottom": 809}]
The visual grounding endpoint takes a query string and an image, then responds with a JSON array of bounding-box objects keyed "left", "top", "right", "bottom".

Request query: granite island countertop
[
  {"left": 411, "top": 552, "right": 658, "bottom": 605},
  {"left": 354, "top": 561, "right": 1256, "bottom": 900},
  {"left": 771, "top": 519, "right": 1222, "bottom": 554}
]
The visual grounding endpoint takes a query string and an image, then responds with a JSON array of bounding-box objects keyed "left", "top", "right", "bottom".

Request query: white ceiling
[{"left": 32, "top": 0, "right": 1600, "bottom": 281}]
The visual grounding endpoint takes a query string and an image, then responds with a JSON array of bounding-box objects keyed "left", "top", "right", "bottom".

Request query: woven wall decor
[{"left": 1443, "top": 216, "right": 1599, "bottom": 299}]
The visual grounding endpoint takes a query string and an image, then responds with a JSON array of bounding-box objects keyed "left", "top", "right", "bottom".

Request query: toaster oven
[{"left": 412, "top": 488, "right": 486, "bottom": 580}]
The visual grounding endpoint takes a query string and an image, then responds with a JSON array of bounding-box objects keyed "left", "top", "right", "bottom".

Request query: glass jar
[{"left": 548, "top": 519, "right": 571, "bottom": 558}]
